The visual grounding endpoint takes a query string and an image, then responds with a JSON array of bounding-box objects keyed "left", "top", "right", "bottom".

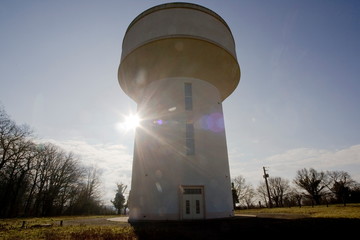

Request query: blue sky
[{"left": 1, "top": 0, "right": 359, "bottom": 203}]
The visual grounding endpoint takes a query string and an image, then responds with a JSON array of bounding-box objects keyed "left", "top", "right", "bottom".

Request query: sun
[{"left": 117, "top": 113, "right": 141, "bottom": 131}]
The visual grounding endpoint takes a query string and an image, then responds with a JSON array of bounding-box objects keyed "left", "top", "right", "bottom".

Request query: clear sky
[{"left": 1, "top": 0, "right": 359, "bottom": 204}]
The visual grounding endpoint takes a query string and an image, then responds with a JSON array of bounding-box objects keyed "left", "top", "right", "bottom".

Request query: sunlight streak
[{"left": 116, "top": 113, "right": 141, "bottom": 131}]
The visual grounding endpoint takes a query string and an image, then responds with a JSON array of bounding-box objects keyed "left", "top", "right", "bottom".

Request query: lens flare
[{"left": 117, "top": 113, "right": 141, "bottom": 131}]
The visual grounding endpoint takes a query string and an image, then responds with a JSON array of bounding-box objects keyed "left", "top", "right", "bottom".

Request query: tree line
[
  {"left": 0, "top": 106, "right": 114, "bottom": 217},
  {"left": 232, "top": 168, "right": 360, "bottom": 209}
]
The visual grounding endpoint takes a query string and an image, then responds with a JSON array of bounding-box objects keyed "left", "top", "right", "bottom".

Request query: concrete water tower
[{"left": 118, "top": 2, "right": 240, "bottom": 221}]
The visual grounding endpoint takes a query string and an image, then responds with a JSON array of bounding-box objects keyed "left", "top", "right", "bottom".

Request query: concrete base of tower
[
  {"left": 127, "top": 190, "right": 235, "bottom": 222},
  {"left": 128, "top": 210, "right": 234, "bottom": 223}
]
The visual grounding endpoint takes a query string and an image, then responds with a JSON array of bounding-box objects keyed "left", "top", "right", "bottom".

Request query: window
[
  {"left": 185, "top": 200, "right": 190, "bottom": 214},
  {"left": 196, "top": 200, "right": 200, "bottom": 214},
  {"left": 184, "top": 83, "right": 193, "bottom": 111},
  {"left": 183, "top": 188, "right": 202, "bottom": 194},
  {"left": 186, "top": 123, "right": 195, "bottom": 155}
]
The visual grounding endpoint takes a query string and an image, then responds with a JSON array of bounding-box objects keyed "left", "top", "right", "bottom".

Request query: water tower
[{"left": 118, "top": 2, "right": 240, "bottom": 221}]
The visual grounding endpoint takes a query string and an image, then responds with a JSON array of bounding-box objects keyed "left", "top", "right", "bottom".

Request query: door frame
[{"left": 179, "top": 185, "right": 205, "bottom": 220}]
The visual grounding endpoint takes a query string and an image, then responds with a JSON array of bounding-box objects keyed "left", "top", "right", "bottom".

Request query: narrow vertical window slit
[
  {"left": 184, "top": 83, "right": 193, "bottom": 111},
  {"left": 186, "top": 123, "right": 195, "bottom": 155}
]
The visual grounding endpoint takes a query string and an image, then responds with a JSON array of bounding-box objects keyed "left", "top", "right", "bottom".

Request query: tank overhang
[{"left": 118, "top": 37, "right": 240, "bottom": 102}]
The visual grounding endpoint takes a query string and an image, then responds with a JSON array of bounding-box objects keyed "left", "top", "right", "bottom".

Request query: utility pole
[{"left": 263, "top": 166, "right": 272, "bottom": 208}]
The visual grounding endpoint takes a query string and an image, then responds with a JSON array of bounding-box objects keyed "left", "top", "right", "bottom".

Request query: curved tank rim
[
  {"left": 118, "top": 36, "right": 240, "bottom": 103},
  {"left": 125, "top": 2, "right": 232, "bottom": 35}
]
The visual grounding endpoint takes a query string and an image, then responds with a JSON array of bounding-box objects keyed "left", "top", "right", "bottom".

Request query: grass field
[
  {"left": 0, "top": 225, "right": 135, "bottom": 240},
  {"left": 0, "top": 216, "right": 134, "bottom": 240},
  {"left": 236, "top": 203, "right": 360, "bottom": 218},
  {"left": 1, "top": 203, "right": 359, "bottom": 239}
]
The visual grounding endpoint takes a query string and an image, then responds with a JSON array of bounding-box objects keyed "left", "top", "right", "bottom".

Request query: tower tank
[{"left": 118, "top": 2, "right": 240, "bottom": 221}]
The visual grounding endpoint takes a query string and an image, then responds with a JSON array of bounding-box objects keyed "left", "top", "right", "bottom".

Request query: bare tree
[
  {"left": 24, "top": 144, "right": 45, "bottom": 216},
  {"left": 231, "top": 182, "right": 239, "bottom": 209},
  {"left": 293, "top": 168, "right": 328, "bottom": 205},
  {"left": 0, "top": 107, "right": 32, "bottom": 171},
  {"left": 326, "top": 170, "right": 355, "bottom": 205},
  {"left": 19, "top": 143, "right": 83, "bottom": 216},
  {"left": 257, "top": 182, "right": 272, "bottom": 208},
  {"left": 268, "top": 177, "right": 291, "bottom": 207},
  {"left": 52, "top": 152, "right": 82, "bottom": 215},
  {"left": 69, "top": 165, "right": 102, "bottom": 215},
  {"left": 286, "top": 188, "right": 304, "bottom": 207},
  {"left": 31, "top": 143, "right": 59, "bottom": 216},
  {"left": 83, "top": 165, "right": 102, "bottom": 205},
  {"left": 232, "top": 176, "right": 244, "bottom": 208},
  {"left": 232, "top": 175, "right": 255, "bottom": 208},
  {"left": 0, "top": 106, "right": 106, "bottom": 217},
  {"left": 0, "top": 107, "right": 35, "bottom": 217},
  {"left": 243, "top": 185, "right": 256, "bottom": 208}
]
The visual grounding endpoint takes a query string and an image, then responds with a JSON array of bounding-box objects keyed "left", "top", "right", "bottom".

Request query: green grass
[{"left": 235, "top": 203, "right": 360, "bottom": 218}]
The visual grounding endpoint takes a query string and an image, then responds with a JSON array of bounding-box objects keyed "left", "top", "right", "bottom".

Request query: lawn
[
  {"left": 0, "top": 215, "right": 134, "bottom": 240},
  {"left": 0, "top": 220, "right": 136, "bottom": 240},
  {"left": 1, "top": 204, "right": 360, "bottom": 239},
  {"left": 0, "top": 225, "right": 136, "bottom": 240},
  {"left": 235, "top": 203, "right": 360, "bottom": 218}
]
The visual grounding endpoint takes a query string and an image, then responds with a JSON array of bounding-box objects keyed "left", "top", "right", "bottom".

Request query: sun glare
[{"left": 117, "top": 113, "right": 141, "bottom": 131}]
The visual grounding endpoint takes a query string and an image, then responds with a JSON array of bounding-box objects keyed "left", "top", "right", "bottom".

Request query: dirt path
[{"left": 61, "top": 217, "right": 129, "bottom": 226}]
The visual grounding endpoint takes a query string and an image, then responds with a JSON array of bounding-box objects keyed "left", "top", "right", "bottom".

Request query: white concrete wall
[
  {"left": 128, "top": 77, "right": 234, "bottom": 221},
  {"left": 121, "top": 4, "right": 237, "bottom": 61}
]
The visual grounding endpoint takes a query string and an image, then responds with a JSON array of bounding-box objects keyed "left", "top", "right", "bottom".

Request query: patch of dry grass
[
  {"left": 236, "top": 203, "right": 360, "bottom": 218},
  {"left": 0, "top": 216, "right": 134, "bottom": 240},
  {"left": 0, "top": 225, "right": 136, "bottom": 240}
]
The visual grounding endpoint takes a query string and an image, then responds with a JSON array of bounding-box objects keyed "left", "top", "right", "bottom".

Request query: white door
[{"left": 182, "top": 187, "right": 204, "bottom": 220}]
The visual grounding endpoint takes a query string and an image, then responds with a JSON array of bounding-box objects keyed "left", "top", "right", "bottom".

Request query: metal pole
[{"left": 263, "top": 166, "right": 272, "bottom": 208}]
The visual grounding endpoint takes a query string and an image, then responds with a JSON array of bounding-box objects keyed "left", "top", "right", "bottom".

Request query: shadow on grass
[{"left": 130, "top": 216, "right": 360, "bottom": 239}]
